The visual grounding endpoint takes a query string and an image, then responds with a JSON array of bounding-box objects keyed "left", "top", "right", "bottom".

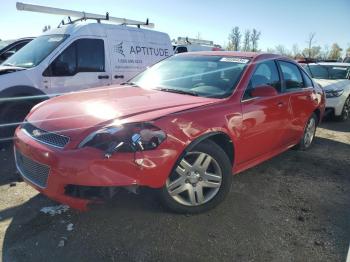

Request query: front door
[{"left": 44, "top": 38, "right": 111, "bottom": 95}]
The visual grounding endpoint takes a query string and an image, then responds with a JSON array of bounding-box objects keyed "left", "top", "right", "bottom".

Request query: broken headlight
[{"left": 79, "top": 123, "right": 166, "bottom": 154}]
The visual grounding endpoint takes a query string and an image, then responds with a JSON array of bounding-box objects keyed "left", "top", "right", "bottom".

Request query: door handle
[
  {"left": 98, "top": 75, "right": 109, "bottom": 79},
  {"left": 114, "top": 75, "right": 124, "bottom": 79}
]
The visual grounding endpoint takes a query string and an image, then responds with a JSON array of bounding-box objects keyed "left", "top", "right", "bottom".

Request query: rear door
[
  {"left": 239, "top": 59, "right": 291, "bottom": 163},
  {"left": 277, "top": 61, "right": 317, "bottom": 144},
  {"left": 44, "top": 38, "right": 111, "bottom": 95}
]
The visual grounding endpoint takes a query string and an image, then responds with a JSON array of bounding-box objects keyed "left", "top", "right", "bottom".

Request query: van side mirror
[{"left": 251, "top": 85, "right": 278, "bottom": 98}]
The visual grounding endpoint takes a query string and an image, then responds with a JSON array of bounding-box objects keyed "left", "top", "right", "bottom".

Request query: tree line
[
  {"left": 226, "top": 27, "right": 350, "bottom": 60},
  {"left": 226, "top": 26, "right": 261, "bottom": 52}
]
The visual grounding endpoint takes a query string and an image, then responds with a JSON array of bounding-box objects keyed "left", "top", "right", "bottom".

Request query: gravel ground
[{"left": 0, "top": 119, "right": 349, "bottom": 262}]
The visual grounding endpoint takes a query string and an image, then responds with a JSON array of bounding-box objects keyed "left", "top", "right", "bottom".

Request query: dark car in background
[{"left": 0, "top": 37, "right": 34, "bottom": 64}]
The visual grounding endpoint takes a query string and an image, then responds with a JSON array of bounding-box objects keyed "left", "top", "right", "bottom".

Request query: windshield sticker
[
  {"left": 220, "top": 57, "right": 249, "bottom": 63},
  {"left": 48, "top": 37, "right": 64, "bottom": 42},
  {"left": 332, "top": 67, "right": 347, "bottom": 70}
]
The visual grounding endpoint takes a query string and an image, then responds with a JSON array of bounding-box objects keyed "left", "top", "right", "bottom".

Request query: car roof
[
  {"left": 306, "top": 62, "right": 350, "bottom": 66},
  {"left": 178, "top": 51, "right": 292, "bottom": 62}
]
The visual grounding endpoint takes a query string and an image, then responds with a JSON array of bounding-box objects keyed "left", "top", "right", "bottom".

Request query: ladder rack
[{"left": 16, "top": 2, "right": 155, "bottom": 29}]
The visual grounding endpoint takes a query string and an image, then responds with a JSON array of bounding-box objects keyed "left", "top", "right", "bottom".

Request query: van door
[
  {"left": 44, "top": 38, "right": 111, "bottom": 95},
  {"left": 106, "top": 28, "right": 146, "bottom": 84}
]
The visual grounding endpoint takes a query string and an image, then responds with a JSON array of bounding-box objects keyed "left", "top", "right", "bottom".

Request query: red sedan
[{"left": 14, "top": 52, "right": 325, "bottom": 213}]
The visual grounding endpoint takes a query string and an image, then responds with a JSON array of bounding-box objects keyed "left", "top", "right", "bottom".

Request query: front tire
[
  {"left": 296, "top": 113, "right": 318, "bottom": 151},
  {"left": 0, "top": 101, "right": 33, "bottom": 144},
  {"left": 159, "top": 140, "right": 232, "bottom": 214}
]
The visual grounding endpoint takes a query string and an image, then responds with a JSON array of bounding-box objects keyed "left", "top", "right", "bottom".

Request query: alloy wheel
[
  {"left": 166, "top": 151, "right": 222, "bottom": 206},
  {"left": 304, "top": 117, "right": 316, "bottom": 148},
  {"left": 342, "top": 97, "right": 350, "bottom": 120}
]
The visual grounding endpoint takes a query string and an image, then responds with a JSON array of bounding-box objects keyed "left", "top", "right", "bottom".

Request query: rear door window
[
  {"left": 301, "top": 70, "right": 313, "bottom": 88},
  {"left": 278, "top": 61, "right": 304, "bottom": 90}
]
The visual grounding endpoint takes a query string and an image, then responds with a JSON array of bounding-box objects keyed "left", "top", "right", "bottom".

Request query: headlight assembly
[
  {"left": 79, "top": 123, "right": 166, "bottom": 157},
  {"left": 325, "top": 89, "right": 344, "bottom": 98}
]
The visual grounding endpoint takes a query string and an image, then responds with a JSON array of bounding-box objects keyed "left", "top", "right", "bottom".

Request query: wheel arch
[
  {"left": 0, "top": 85, "right": 49, "bottom": 106},
  {"left": 186, "top": 131, "right": 235, "bottom": 167},
  {"left": 313, "top": 108, "right": 321, "bottom": 124}
]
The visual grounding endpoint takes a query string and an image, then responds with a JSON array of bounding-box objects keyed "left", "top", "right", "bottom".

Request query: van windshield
[
  {"left": 2, "top": 34, "right": 68, "bottom": 68},
  {"left": 130, "top": 55, "right": 249, "bottom": 98}
]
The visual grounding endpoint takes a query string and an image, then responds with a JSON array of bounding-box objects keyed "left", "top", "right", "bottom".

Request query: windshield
[
  {"left": 2, "top": 34, "right": 68, "bottom": 68},
  {"left": 304, "top": 64, "right": 350, "bottom": 80},
  {"left": 0, "top": 40, "right": 15, "bottom": 50},
  {"left": 130, "top": 55, "right": 249, "bottom": 98}
]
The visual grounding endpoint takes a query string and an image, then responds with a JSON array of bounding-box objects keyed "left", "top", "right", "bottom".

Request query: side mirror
[{"left": 251, "top": 85, "right": 278, "bottom": 98}]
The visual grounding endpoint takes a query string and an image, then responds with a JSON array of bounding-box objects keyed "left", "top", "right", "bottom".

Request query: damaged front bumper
[{"left": 14, "top": 127, "right": 180, "bottom": 210}]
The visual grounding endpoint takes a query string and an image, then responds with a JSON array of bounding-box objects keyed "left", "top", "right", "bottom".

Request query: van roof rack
[
  {"left": 16, "top": 2, "right": 155, "bottom": 29},
  {"left": 176, "top": 37, "right": 214, "bottom": 46}
]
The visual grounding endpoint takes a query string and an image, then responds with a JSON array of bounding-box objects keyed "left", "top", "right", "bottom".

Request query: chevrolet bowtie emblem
[{"left": 32, "top": 129, "right": 42, "bottom": 137}]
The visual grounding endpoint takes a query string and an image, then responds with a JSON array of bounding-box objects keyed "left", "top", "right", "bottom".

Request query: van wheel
[
  {"left": 295, "top": 113, "right": 318, "bottom": 151},
  {"left": 335, "top": 96, "right": 350, "bottom": 121},
  {"left": 159, "top": 140, "right": 232, "bottom": 214},
  {"left": 0, "top": 102, "right": 33, "bottom": 144}
]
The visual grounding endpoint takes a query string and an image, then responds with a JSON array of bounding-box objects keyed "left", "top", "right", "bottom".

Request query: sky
[{"left": 1, "top": 0, "right": 349, "bottom": 54}]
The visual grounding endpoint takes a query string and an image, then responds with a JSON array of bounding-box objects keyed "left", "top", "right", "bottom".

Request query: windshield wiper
[{"left": 157, "top": 87, "right": 198, "bottom": 96}]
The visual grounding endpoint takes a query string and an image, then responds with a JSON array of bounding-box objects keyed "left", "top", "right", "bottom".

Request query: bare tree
[
  {"left": 266, "top": 47, "right": 275, "bottom": 53},
  {"left": 292, "top": 44, "right": 301, "bottom": 58},
  {"left": 250, "top": 28, "right": 261, "bottom": 52},
  {"left": 321, "top": 44, "right": 330, "bottom": 60},
  {"left": 329, "top": 43, "right": 343, "bottom": 60},
  {"left": 346, "top": 45, "right": 350, "bottom": 56},
  {"left": 275, "top": 45, "right": 290, "bottom": 56},
  {"left": 229, "top": 26, "right": 241, "bottom": 51},
  {"left": 306, "top": 32, "right": 316, "bottom": 58},
  {"left": 242, "top": 30, "right": 251, "bottom": 51}
]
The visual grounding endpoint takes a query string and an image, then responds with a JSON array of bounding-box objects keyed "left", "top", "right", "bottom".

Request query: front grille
[
  {"left": 21, "top": 122, "right": 70, "bottom": 148},
  {"left": 15, "top": 149, "right": 50, "bottom": 188}
]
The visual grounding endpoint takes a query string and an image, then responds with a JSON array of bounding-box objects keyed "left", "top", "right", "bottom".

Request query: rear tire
[
  {"left": 158, "top": 140, "right": 232, "bottom": 214},
  {"left": 0, "top": 101, "right": 34, "bottom": 145},
  {"left": 295, "top": 113, "right": 318, "bottom": 151},
  {"left": 335, "top": 96, "right": 350, "bottom": 122}
]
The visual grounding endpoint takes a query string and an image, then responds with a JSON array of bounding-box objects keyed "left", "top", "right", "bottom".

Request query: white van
[
  {"left": 173, "top": 37, "right": 224, "bottom": 54},
  {"left": 0, "top": 5, "right": 173, "bottom": 140}
]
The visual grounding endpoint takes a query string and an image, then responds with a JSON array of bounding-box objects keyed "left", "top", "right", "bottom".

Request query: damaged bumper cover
[{"left": 14, "top": 127, "right": 180, "bottom": 210}]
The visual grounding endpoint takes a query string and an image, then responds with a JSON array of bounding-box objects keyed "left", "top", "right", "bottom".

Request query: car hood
[
  {"left": 0, "top": 65, "right": 26, "bottom": 75},
  {"left": 314, "top": 79, "right": 350, "bottom": 91},
  {"left": 26, "top": 85, "right": 220, "bottom": 140}
]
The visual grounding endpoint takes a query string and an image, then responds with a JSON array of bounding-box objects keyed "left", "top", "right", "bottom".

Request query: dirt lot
[{"left": 0, "top": 119, "right": 349, "bottom": 262}]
